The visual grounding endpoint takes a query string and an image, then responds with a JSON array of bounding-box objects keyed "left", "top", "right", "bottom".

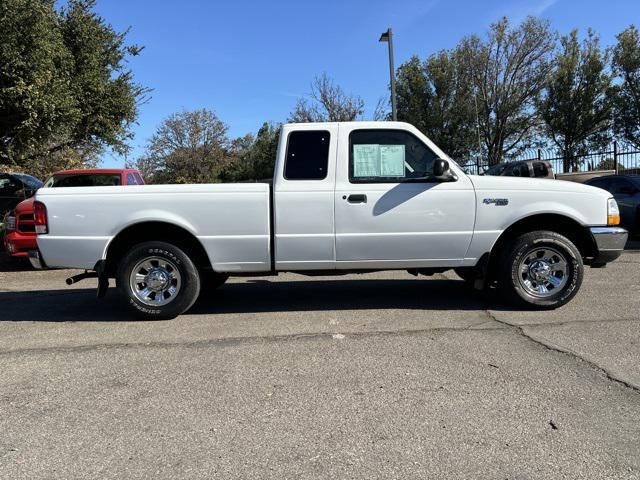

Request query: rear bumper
[
  {"left": 589, "top": 227, "right": 628, "bottom": 266},
  {"left": 3, "top": 231, "right": 37, "bottom": 257},
  {"left": 28, "top": 250, "right": 48, "bottom": 270}
]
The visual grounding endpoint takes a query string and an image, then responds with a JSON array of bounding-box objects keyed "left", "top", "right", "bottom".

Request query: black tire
[
  {"left": 499, "top": 230, "right": 583, "bottom": 309},
  {"left": 117, "top": 241, "right": 200, "bottom": 320}
]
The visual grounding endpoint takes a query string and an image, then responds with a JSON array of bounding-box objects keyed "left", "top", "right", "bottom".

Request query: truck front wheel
[
  {"left": 117, "top": 241, "right": 201, "bottom": 320},
  {"left": 499, "top": 230, "right": 583, "bottom": 309}
]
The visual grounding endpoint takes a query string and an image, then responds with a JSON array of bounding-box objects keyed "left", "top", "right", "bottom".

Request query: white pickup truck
[{"left": 29, "top": 122, "right": 627, "bottom": 319}]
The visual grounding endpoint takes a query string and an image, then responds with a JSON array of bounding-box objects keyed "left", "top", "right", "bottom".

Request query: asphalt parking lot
[{"left": 1, "top": 246, "right": 639, "bottom": 479}]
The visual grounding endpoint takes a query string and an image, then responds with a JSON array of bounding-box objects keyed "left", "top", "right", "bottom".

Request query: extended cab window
[
  {"left": 284, "top": 130, "right": 330, "bottom": 180},
  {"left": 349, "top": 129, "right": 438, "bottom": 183}
]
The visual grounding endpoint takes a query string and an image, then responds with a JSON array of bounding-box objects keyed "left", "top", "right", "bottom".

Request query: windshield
[
  {"left": 44, "top": 174, "right": 122, "bottom": 188},
  {"left": 14, "top": 174, "right": 43, "bottom": 189},
  {"left": 484, "top": 164, "right": 508, "bottom": 176}
]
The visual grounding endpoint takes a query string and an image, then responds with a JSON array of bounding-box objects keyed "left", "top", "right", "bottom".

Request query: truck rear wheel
[
  {"left": 117, "top": 241, "right": 200, "bottom": 320},
  {"left": 499, "top": 230, "right": 583, "bottom": 309}
]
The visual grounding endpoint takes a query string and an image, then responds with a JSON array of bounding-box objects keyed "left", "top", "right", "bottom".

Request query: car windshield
[
  {"left": 484, "top": 164, "right": 507, "bottom": 176},
  {"left": 44, "top": 174, "right": 122, "bottom": 188},
  {"left": 14, "top": 174, "right": 43, "bottom": 189}
]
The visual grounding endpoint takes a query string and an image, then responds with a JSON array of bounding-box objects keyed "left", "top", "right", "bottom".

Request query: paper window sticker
[
  {"left": 380, "top": 145, "right": 405, "bottom": 177},
  {"left": 353, "top": 144, "right": 380, "bottom": 177}
]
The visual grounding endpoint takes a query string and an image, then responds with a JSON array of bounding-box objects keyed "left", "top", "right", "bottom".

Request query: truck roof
[{"left": 283, "top": 121, "right": 414, "bottom": 129}]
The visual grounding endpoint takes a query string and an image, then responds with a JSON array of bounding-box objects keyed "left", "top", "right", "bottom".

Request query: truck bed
[{"left": 36, "top": 183, "right": 272, "bottom": 271}]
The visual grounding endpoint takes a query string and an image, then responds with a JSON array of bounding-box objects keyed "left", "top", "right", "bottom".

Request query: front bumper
[
  {"left": 28, "top": 250, "right": 48, "bottom": 270},
  {"left": 589, "top": 227, "right": 628, "bottom": 266}
]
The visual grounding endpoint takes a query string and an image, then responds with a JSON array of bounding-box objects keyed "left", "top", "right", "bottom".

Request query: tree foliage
[
  {"left": 135, "top": 111, "right": 281, "bottom": 184},
  {"left": 460, "top": 16, "right": 556, "bottom": 165},
  {"left": 612, "top": 25, "right": 640, "bottom": 148},
  {"left": 134, "top": 109, "right": 232, "bottom": 184},
  {"left": 0, "top": 0, "right": 146, "bottom": 170},
  {"left": 226, "top": 122, "right": 281, "bottom": 181},
  {"left": 396, "top": 52, "right": 477, "bottom": 160},
  {"left": 539, "top": 30, "right": 612, "bottom": 171},
  {"left": 289, "top": 73, "right": 365, "bottom": 122}
]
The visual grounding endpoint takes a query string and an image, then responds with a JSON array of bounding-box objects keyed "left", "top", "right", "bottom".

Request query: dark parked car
[
  {"left": 0, "top": 173, "right": 42, "bottom": 219},
  {"left": 484, "top": 159, "right": 555, "bottom": 179},
  {"left": 585, "top": 175, "right": 640, "bottom": 235}
]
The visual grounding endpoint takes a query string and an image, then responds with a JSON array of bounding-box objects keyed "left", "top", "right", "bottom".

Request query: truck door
[
  {"left": 333, "top": 125, "right": 475, "bottom": 268},
  {"left": 274, "top": 125, "right": 338, "bottom": 270}
]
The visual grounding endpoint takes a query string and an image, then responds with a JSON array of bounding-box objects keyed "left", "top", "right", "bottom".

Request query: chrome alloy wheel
[
  {"left": 129, "top": 256, "right": 182, "bottom": 306},
  {"left": 517, "top": 247, "right": 568, "bottom": 297}
]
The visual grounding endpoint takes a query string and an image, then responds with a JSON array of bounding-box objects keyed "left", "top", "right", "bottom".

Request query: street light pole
[{"left": 379, "top": 28, "right": 397, "bottom": 121}]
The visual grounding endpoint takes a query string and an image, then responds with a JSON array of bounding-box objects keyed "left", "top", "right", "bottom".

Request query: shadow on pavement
[
  {"left": 625, "top": 237, "right": 640, "bottom": 251},
  {"left": 0, "top": 278, "right": 496, "bottom": 322},
  {"left": 0, "top": 253, "right": 33, "bottom": 272}
]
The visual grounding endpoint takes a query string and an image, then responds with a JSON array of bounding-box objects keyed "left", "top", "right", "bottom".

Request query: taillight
[{"left": 33, "top": 201, "right": 48, "bottom": 234}]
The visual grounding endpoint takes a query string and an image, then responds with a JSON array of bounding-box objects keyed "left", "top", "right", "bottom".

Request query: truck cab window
[
  {"left": 349, "top": 129, "right": 438, "bottom": 183},
  {"left": 532, "top": 162, "right": 548, "bottom": 177},
  {"left": 284, "top": 130, "right": 330, "bottom": 180}
]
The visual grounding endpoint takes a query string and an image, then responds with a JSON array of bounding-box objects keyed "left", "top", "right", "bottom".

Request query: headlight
[{"left": 607, "top": 198, "right": 620, "bottom": 226}]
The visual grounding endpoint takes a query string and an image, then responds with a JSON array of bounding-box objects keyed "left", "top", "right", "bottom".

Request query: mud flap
[{"left": 95, "top": 260, "right": 109, "bottom": 299}]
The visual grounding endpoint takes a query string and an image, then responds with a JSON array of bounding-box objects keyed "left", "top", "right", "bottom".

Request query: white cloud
[
  {"left": 532, "top": 0, "right": 559, "bottom": 15},
  {"left": 493, "top": 0, "right": 560, "bottom": 24}
]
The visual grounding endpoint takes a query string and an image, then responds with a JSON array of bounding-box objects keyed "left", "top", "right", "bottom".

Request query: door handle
[{"left": 346, "top": 194, "right": 367, "bottom": 203}]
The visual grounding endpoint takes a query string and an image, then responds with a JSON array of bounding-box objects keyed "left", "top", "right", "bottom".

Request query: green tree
[
  {"left": 612, "top": 25, "right": 640, "bottom": 148},
  {"left": 25, "top": 144, "right": 101, "bottom": 179},
  {"left": 289, "top": 73, "right": 365, "bottom": 122},
  {"left": 595, "top": 157, "right": 624, "bottom": 172},
  {"left": 460, "top": 16, "right": 556, "bottom": 165},
  {"left": 135, "top": 109, "right": 232, "bottom": 184},
  {"left": 539, "top": 30, "right": 612, "bottom": 172},
  {"left": 227, "top": 122, "right": 281, "bottom": 181},
  {"left": 395, "top": 52, "right": 477, "bottom": 160},
  {"left": 0, "top": 0, "right": 146, "bottom": 169}
]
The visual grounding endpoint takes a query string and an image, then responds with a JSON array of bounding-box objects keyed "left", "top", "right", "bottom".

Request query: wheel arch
[
  {"left": 103, "top": 221, "right": 213, "bottom": 277},
  {"left": 486, "top": 213, "right": 596, "bottom": 277}
]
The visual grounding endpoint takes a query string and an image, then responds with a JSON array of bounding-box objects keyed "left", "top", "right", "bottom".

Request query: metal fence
[{"left": 458, "top": 142, "right": 640, "bottom": 176}]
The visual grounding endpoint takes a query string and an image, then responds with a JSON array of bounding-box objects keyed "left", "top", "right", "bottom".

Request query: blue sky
[{"left": 93, "top": 0, "right": 640, "bottom": 167}]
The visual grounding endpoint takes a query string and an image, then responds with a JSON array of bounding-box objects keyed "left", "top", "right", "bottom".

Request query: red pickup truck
[{"left": 3, "top": 168, "right": 144, "bottom": 258}]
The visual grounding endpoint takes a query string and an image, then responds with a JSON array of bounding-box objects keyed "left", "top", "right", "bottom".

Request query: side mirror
[
  {"left": 432, "top": 159, "right": 457, "bottom": 182},
  {"left": 433, "top": 159, "right": 448, "bottom": 177}
]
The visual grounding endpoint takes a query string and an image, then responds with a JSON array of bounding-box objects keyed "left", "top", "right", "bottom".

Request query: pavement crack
[
  {"left": 507, "top": 317, "right": 640, "bottom": 329},
  {"left": 0, "top": 324, "right": 508, "bottom": 357},
  {"left": 482, "top": 308, "right": 640, "bottom": 394}
]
